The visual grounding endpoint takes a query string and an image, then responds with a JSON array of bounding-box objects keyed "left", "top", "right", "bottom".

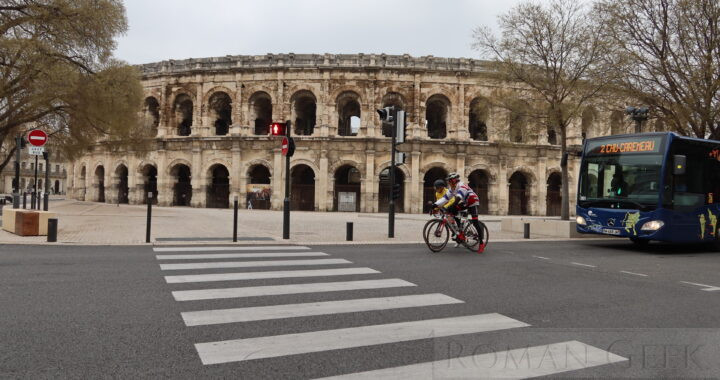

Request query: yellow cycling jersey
[{"left": 434, "top": 188, "right": 456, "bottom": 208}]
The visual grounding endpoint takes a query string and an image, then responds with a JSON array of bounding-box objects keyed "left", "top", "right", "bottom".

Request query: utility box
[
  {"left": 15, "top": 211, "right": 39, "bottom": 236},
  {"left": 338, "top": 192, "right": 357, "bottom": 212}
]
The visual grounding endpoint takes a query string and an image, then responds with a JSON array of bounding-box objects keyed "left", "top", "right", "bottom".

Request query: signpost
[
  {"left": 271, "top": 121, "right": 294, "bottom": 239},
  {"left": 27, "top": 130, "right": 47, "bottom": 209}
]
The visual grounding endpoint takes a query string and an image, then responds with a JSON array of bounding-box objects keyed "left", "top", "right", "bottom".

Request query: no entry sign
[
  {"left": 28, "top": 129, "right": 48, "bottom": 147},
  {"left": 281, "top": 136, "right": 295, "bottom": 157}
]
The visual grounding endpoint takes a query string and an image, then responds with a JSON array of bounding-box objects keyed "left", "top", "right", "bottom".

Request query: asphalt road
[{"left": 1, "top": 240, "right": 719, "bottom": 379}]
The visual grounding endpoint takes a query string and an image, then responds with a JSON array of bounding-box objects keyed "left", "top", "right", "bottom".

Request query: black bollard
[
  {"left": 346, "top": 222, "right": 353, "bottom": 241},
  {"left": 47, "top": 218, "right": 58, "bottom": 242},
  {"left": 146, "top": 192, "right": 152, "bottom": 243},
  {"left": 524, "top": 222, "right": 530, "bottom": 239},
  {"left": 22, "top": 192, "right": 27, "bottom": 209},
  {"left": 233, "top": 196, "right": 238, "bottom": 243}
]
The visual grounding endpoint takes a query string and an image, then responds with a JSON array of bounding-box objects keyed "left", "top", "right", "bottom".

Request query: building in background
[{"left": 1, "top": 149, "right": 67, "bottom": 196}]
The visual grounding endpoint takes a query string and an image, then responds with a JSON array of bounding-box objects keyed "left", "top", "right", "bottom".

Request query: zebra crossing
[{"left": 153, "top": 244, "right": 627, "bottom": 378}]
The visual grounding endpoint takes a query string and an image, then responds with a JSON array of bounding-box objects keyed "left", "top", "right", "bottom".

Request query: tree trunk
[{"left": 560, "top": 124, "right": 570, "bottom": 221}]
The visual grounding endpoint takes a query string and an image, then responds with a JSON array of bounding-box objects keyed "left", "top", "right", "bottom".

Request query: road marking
[
  {"left": 172, "top": 279, "right": 416, "bottom": 301},
  {"left": 620, "top": 270, "right": 648, "bottom": 277},
  {"left": 165, "top": 267, "right": 380, "bottom": 284},
  {"left": 532, "top": 256, "right": 550, "bottom": 260},
  {"left": 318, "top": 340, "right": 628, "bottom": 379},
  {"left": 571, "top": 262, "right": 596, "bottom": 268},
  {"left": 153, "top": 246, "right": 310, "bottom": 252},
  {"left": 156, "top": 252, "right": 329, "bottom": 260},
  {"left": 182, "top": 294, "right": 463, "bottom": 326},
  {"left": 195, "top": 313, "right": 530, "bottom": 365},
  {"left": 159, "top": 258, "right": 351, "bottom": 271},
  {"left": 680, "top": 281, "right": 720, "bottom": 291}
]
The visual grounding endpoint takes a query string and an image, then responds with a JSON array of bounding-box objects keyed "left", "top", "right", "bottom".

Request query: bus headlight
[
  {"left": 640, "top": 220, "right": 664, "bottom": 231},
  {"left": 576, "top": 216, "right": 587, "bottom": 226}
]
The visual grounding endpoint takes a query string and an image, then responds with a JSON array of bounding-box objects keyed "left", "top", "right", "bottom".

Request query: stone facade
[{"left": 67, "top": 53, "right": 639, "bottom": 215}]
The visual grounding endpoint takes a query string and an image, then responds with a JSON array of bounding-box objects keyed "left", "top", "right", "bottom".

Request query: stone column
[
  {"left": 271, "top": 150, "right": 283, "bottom": 210},
  {"left": 156, "top": 149, "right": 169, "bottom": 206},
  {"left": 456, "top": 152, "right": 466, "bottom": 183},
  {"left": 231, "top": 141, "right": 242, "bottom": 208},
  {"left": 364, "top": 150, "right": 375, "bottom": 212},
  {"left": 537, "top": 155, "right": 548, "bottom": 216},
  {"left": 191, "top": 143, "right": 204, "bottom": 207},
  {"left": 127, "top": 156, "right": 138, "bottom": 204},
  {"left": 193, "top": 77, "right": 204, "bottom": 137},
  {"left": 318, "top": 154, "right": 329, "bottom": 211},
  {"left": 497, "top": 156, "right": 508, "bottom": 215},
  {"left": 410, "top": 151, "right": 421, "bottom": 213}
]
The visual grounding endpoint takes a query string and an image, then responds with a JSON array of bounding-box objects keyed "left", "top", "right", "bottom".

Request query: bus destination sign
[{"left": 586, "top": 136, "right": 664, "bottom": 156}]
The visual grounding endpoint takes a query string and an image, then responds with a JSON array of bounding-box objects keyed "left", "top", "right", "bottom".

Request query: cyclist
[{"left": 433, "top": 172, "right": 486, "bottom": 253}]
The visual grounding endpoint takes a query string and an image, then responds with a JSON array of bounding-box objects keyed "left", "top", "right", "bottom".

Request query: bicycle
[{"left": 423, "top": 208, "right": 489, "bottom": 253}]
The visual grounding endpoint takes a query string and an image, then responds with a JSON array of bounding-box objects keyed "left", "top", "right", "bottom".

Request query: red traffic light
[{"left": 270, "top": 122, "right": 286, "bottom": 136}]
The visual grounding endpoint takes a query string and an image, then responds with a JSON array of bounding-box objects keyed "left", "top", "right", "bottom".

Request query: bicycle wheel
[
  {"left": 461, "top": 221, "right": 490, "bottom": 252},
  {"left": 423, "top": 219, "right": 449, "bottom": 252}
]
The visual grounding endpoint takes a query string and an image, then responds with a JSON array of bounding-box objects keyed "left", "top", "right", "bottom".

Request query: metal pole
[
  {"left": 32, "top": 155, "right": 38, "bottom": 209},
  {"left": 146, "top": 192, "right": 152, "bottom": 243},
  {"left": 13, "top": 136, "right": 21, "bottom": 209},
  {"left": 233, "top": 195, "right": 238, "bottom": 242},
  {"left": 389, "top": 108, "right": 397, "bottom": 238},
  {"left": 283, "top": 121, "right": 291, "bottom": 240},
  {"left": 44, "top": 151, "right": 49, "bottom": 211}
]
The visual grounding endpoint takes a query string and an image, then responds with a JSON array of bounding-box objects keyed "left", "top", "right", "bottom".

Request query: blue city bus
[{"left": 576, "top": 132, "right": 720, "bottom": 245}]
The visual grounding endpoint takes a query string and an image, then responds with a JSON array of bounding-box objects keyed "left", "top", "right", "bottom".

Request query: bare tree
[
  {"left": 596, "top": 0, "right": 720, "bottom": 139},
  {"left": 473, "top": 0, "right": 611, "bottom": 220}
]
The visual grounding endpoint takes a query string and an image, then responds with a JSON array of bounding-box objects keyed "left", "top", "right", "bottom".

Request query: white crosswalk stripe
[
  {"left": 159, "top": 258, "right": 352, "bottom": 270},
  {"left": 195, "top": 313, "right": 529, "bottom": 365},
  {"left": 171, "top": 279, "right": 416, "bottom": 301},
  {"left": 181, "top": 293, "right": 463, "bottom": 326},
  {"left": 154, "top": 244, "right": 628, "bottom": 378}
]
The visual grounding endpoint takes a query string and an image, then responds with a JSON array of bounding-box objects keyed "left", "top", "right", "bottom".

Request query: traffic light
[
  {"left": 392, "top": 183, "right": 401, "bottom": 200},
  {"left": 270, "top": 122, "right": 286, "bottom": 136},
  {"left": 396, "top": 110, "right": 408, "bottom": 144},
  {"left": 376, "top": 106, "right": 394, "bottom": 122}
]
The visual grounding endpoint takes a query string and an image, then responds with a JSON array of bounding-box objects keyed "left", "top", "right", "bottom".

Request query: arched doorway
[
  {"left": 469, "top": 97, "right": 489, "bottom": 141},
  {"left": 291, "top": 164, "right": 315, "bottom": 211},
  {"left": 173, "top": 94, "right": 193, "bottom": 136},
  {"left": 334, "top": 165, "right": 361, "bottom": 211},
  {"left": 422, "top": 167, "right": 448, "bottom": 213},
  {"left": 54, "top": 180, "right": 60, "bottom": 194},
  {"left": 249, "top": 92, "right": 272, "bottom": 135},
  {"left": 141, "top": 165, "right": 158, "bottom": 205},
  {"left": 379, "top": 167, "right": 404, "bottom": 213},
  {"left": 207, "top": 164, "right": 230, "bottom": 208},
  {"left": 425, "top": 94, "right": 449, "bottom": 139},
  {"left": 171, "top": 164, "right": 192, "bottom": 206},
  {"left": 508, "top": 172, "right": 529, "bottom": 215},
  {"left": 95, "top": 166, "right": 105, "bottom": 203},
  {"left": 247, "top": 165, "right": 271, "bottom": 210},
  {"left": 143, "top": 97, "right": 160, "bottom": 137},
  {"left": 115, "top": 165, "right": 129, "bottom": 204},
  {"left": 468, "top": 170, "right": 490, "bottom": 214},
  {"left": 337, "top": 92, "right": 361, "bottom": 136},
  {"left": 546, "top": 172, "right": 562, "bottom": 216},
  {"left": 209, "top": 92, "right": 232, "bottom": 136},
  {"left": 291, "top": 91, "right": 317, "bottom": 136}
]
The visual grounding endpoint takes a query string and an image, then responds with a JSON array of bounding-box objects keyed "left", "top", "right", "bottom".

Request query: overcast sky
[{"left": 114, "top": 0, "right": 525, "bottom": 64}]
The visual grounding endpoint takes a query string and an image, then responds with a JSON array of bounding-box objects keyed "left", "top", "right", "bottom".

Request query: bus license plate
[{"left": 602, "top": 228, "right": 621, "bottom": 235}]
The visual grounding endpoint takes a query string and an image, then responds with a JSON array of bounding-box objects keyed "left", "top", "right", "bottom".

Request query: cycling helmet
[
  {"left": 433, "top": 179, "right": 446, "bottom": 188},
  {"left": 446, "top": 172, "right": 460, "bottom": 184}
]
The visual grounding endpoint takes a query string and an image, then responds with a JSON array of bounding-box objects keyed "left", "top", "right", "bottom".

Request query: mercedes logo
[{"left": 607, "top": 218, "right": 615, "bottom": 226}]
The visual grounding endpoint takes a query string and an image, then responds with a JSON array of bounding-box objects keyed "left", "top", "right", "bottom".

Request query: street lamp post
[{"left": 626, "top": 106, "right": 649, "bottom": 133}]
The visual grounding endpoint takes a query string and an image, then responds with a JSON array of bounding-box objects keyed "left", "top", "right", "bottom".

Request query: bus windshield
[{"left": 578, "top": 153, "right": 664, "bottom": 210}]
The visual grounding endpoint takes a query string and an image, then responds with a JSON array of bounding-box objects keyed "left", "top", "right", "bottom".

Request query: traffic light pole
[
  {"left": 389, "top": 109, "right": 397, "bottom": 238},
  {"left": 283, "top": 121, "right": 292, "bottom": 239}
]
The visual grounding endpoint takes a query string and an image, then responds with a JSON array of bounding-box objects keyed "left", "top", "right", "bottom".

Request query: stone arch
[
  {"left": 203, "top": 86, "right": 236, "bottom": 106},
  {"left": 290, "top": 89, "right": 317, "bottom": 136},
  {"left": 93, "top": 163, "right": 106, "bottom": 203},
  {"left": 136, "top": 160, "right": 159, "bottom": 174},
  {"left": 207, "top": 91, "right": 233, "bottom": 136},
  {"left": 333, "top": 163, "right": 362, "bottom": 212},
  {"left": 420, "top": 161, "right": 452, "bottom": 178},
  {"left": 468, "top": 97, "right": 490, "bottom": 141},
  {"left": 203, "top": 158, "right": 232, "bottom": 179},
  {"left": 379, "top": 92, "right": 408, "bottom": 137},
  {"left": 467, "top": 168, "right": 492, "bottom": 214},
  {"left": 142, "top": 96, "right": 160, "bottom": 137},
  {"left": 507, "top": 165, "right": 537, "bottom": 186},
  {"left": 610, "top": 110, "right": 625, "bottom": 135},
  {"left": 290, "top": 158, "right": 321, "bottom": 177},
  {"left": 169, "top": 162, "right": 192, "bottom": 206},
  {"left": 137, "top": 161, "right": 158, "bottom": 205},
  {"left": 206, "top": 163, "right": 230, "bottom": 208},
  {"left": 243, "top": 85, "right": 275, "bottom": 103},
  {"left": 546, "top": 171, "right": 562, "bottom": 216},
  {"left": 464, "top": 164, "right": 497, "bottom": 184},
  {"left": 376, "top": 160, "right": 412, "bottom": 180},
  {"left": 113, "top": 163, "right": 129, "bottom": 204},
  {"left": 172, "top": 92, "right": 194, "bottom": 136},
  {"left": 329, "top": 159, "right": 364, "bottom": 177},
  {"left": 425, "top": 94, "right": 451, "bottom": 139},
  {"left": 377, "top": 165, "right": 407, "bottom": 213},
  {"left": 290, "top": 163, "right": 316, "bottom": 211},
  {"left": 166, "top": 158, "right": 192, "bottom": 176},
  {"left": 336, "top": 91, "right": 362, "bottom": 136},
  {"left": 581, "top": 106, "right": 598, "bottom": 140},
  {"left": 244, "top": 158, "right": 274, "bottom": 177},
  {"left": 246, "top": 162, "right": 272, "bottom": 210},
  {"left": 248, "top": 91, "right": 273, "bottom": 135},
  {"left": 508, "top": 100, "right": 530, "bottom": 143},
  {"left": 422, "top": 166, "right": 449, "bottom": 212},
  {"left": 330, "top": 86, "right": 364, "bottom": 105}
]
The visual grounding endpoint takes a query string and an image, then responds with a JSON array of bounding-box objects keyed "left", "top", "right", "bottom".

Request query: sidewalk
[{"left": 0, "top": 200, "right": 557, "bottom": 245}]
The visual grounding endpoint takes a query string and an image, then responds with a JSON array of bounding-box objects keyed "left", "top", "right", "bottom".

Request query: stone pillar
[
  {"left": 410, "top": 151, "right": 421, "bottom": 213},
  {"left": 364, "top": 150, "right": 375, "bottom": 212},
  {"left": 193, "top": 77, "right": 204, "bottom": 137},
  {"left": 231, "top": 141, "right": 242, "bottom": 204},
  {"left": 318, "top": 154, "right": 329, "bottom": 211},
  {"left": 537, "top": 155, "right": 548, "bottom": 216},
  {"left": 497, "top": 156, "right": 508, "bottom": 215},
  {"left": 239, "top": 175, "right": 248, "bottom": 209},
  {"left": 157, "top": 150, "right": 169, "bottom": 206},
  {"left": 191, "top": 143, "right": 204, "bottom": 207},
  {"left": 456, "top": 152, "right": 466, "bottom": 183},
  {"left": 127, "top": 156, "right": 138, "bottom": 204},
  {"left": 271, "top": 150, "right": 283, "bottom": 210}
]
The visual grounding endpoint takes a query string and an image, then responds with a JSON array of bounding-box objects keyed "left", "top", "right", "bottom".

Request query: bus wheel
[{"left": 630, "top": 237, "right": 649, "bottom": 246}]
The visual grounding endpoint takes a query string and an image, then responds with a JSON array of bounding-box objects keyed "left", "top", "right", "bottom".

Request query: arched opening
[
  {"left": 337, "top": 92, "right": 361, "bottom": 136},
  {"left": 209, "top": 92, "right": 232, "bottom": 136},
  {"left": 250, "top": 92, "right": 272, "bottom": 135},
  {"left": 247, "top": 164, "right": 271, "bottom": 210},
  {"left": 54, "top": 180, "right": 60, "bottom": 194},
  {"left": 291, "top": 164, "right": 315, "bottom": 211},
  {"left": 509, "top": 101, "right": 528, "bottom": 143},
  {"left": 334, "top": 165, "right": 361, "bottom": 211},
  {"left": 141, "top": 165, "right": 158, "bottom": 205},
  {"left": 508, "top": 172, "right": 529, "bottom": 215},
  {"left": 581, "top": 107, "right": 597, "bottom": 140},
  {"left": 207, "top": 164, "right": 230, "bottom": 208},
  {"left": 469, "top": 97, "right": 489, "bottom": 141},
  {"left": 546, "top": 172, "right": 562, "bottom": 216},
  {"left": 173, "top": 94, "right": 193, "bottom": 136},
  {"left": 425, "top": 94, "right": 449, "bottom": 139},
  {"left": 422, "top": 167, "right": 448, "bottom": 213},
  {"left": 115, "top": 165, "right": 129, "bottom": 204},
  {"left": 95, "top": 166, "right": 105, "bottom": 203},
  {"left": 610, "top": 111, "right": 624, "bottom": 135},
  {"left": 170, "top": 164, "right": 192, "bottom": 206},
  {"left": 381, "top": 92, "right": 406, "bottom": 137},
  {"left": 291, "top": 91, "right": 317, "bottom": 136},
  {"left": 379, "top": 167, "right": 405, "bottom": 213},
  {"left": 143, "top": 97, "right": 160, "bottom": 137},
  {"left": 468, "top": 170, "right": 490, "bottom": 214}
]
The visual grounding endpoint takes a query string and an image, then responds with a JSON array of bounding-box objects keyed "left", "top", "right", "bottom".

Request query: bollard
[
  {"left": 523, "top": 222, "right": 530, "bottom": 239},
  {"left": 346, "top": 222, "right": 353, "bottom": 241},
  {"left": 233, "top": 196, "right": 238, "bottom": 243},
  {"left": 146, "top": 192, "right": 152, "bottom": 243},
  {"left": 47, "top": 218, "right": 58, "bottom": 242},
  {"left": 22, "top": 192, "right": 27, "bottom": 209}
]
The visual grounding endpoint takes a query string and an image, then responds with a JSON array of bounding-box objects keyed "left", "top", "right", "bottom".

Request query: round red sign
[
  {"left": 27, "top": 129, "right": 48, "bottom": 147},
  {"left": 281, "top": 137, "right": 289, "bottom": 156}
]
